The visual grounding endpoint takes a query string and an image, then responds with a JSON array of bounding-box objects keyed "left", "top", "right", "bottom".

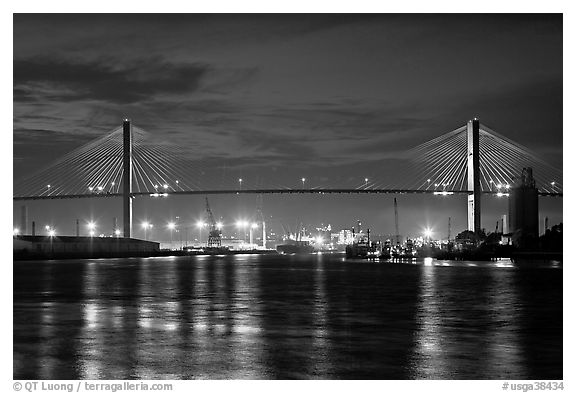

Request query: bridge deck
[{"left": 12, "top": 188, "right": 562, "bottom": 201}]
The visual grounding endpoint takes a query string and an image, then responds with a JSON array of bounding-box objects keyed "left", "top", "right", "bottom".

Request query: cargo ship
[{"left": 276, "top": 239, "right": 315, "bottom": 254}]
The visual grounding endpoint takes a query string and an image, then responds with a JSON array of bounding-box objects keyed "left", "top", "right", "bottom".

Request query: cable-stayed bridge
[{"left": 13, "top": 119, "right": 562, "bottom": 237}]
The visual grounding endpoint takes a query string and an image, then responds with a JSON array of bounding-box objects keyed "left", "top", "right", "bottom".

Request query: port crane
[{"left": 204, "top": 197, "right": 222, "bottom": 247}]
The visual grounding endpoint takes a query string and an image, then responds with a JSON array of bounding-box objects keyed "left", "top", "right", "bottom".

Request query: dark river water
[{"left": 13, "top": 254, "right": 562, "bottom": 380}]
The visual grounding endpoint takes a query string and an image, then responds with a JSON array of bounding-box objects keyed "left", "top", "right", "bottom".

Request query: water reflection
[{"left": 13, "top": 256, "right": 562, "bottom": 379}]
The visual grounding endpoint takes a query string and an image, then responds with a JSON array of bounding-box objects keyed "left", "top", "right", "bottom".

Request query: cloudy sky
[{"left": 12, "top": 14, "right": 563, "bottom": 239}]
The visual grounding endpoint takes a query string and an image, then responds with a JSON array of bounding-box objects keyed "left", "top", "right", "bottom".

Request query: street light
[
  {"left": 13, "top": 228, "right": 19, "bottom": 236},
  {"left": 114, "top": 229, "right": 121, "bottom": 237},
  {"left": 249, "top": 222, "right": 258, "bottom": 246},
  {"left": 142, "top": 221, "right": 152, "bottom": 241},
  {"left": 236, "top": 220, "right": 248, "bottom": 243},
  {"left": 423, "top": 228, "right": 432, "bottom": 243},
  {"left": 301, "top": 177, "right": 306, "bottom": 188},
  {"left": 167, "top": 222, "right": 176, "bottom": 249},
  {"left": 238, "top": 178, "right": 243, "bottom": 190},
  {"left": 364, "top": 178, "right": 368, "bottom": 188},
  {"left": 196, "top": 220, "right": 206, "bottom": 245},
  {"left": 87, "top": 222, "right": 96, "bottom": 237},
  {"left": 47, "top": 228, "right": 56, "bottom": 255}
]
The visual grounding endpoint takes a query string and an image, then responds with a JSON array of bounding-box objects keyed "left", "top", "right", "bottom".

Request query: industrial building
[
  {"left": 508, "top": 167, "right": 539, "bottom": 249},
  {"left": 13, "top": 235, "right": 159, "bottom": 259}
]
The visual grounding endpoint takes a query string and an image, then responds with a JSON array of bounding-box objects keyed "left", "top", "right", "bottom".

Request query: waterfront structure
[{"left": 509, "top": 167, "right": 539, "bottom": 249}]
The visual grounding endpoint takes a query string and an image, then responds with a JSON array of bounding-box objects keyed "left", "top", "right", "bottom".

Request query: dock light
[
  {"left": 167, "top": 222, "right": 176, "bottom": 230},
  {"left": 196, "top": 220, "right": 206, "bottom": 229},
  {"left": 87, "top": 222, "right": 96, "bottom": 230},
  {"left": 13, "top": 228, "right": 19, "bottom": 236},
  {"left": 114, "top": 229, "right": 121, "bottom": 236},
  {"left": 216, "top": 222, "right": 223, "bottom": 230},
  {"left": 48, "top": 229, "right": 56, "bottom": 237},
  {"left": 89, "top": 230, "right": 95, "bottom": 237}
]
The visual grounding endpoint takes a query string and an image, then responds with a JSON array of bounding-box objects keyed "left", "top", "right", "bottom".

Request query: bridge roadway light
[{"left": 302, "top": 177, "right": 306, "bottom": 188}]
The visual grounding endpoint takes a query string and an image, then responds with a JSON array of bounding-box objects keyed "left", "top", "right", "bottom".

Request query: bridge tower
[
  {"left": 123, "top": 119, "right": 133, "bottom": 238},
  {"left": 467, "top": 118, "right": 481, "bottom": 233}
]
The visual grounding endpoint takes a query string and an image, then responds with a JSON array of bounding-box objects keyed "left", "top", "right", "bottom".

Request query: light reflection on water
[{"left": 13, "top": 255, "right": 562, "bottom": 380}]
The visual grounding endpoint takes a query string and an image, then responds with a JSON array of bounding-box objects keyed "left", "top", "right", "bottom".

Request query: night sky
[{"left": 12, "top": 14, "right": 563, "bottom": 242}]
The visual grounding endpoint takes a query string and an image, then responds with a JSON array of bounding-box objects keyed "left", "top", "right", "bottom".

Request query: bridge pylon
[
  {"left": 467, "top": 118, "right": 481, "bottom": 233},
  {"left": 123, "top": 119, "right": 133, "bottom": 238}
]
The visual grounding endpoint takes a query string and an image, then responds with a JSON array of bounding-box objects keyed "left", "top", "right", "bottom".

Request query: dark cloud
[{"left": 13, "top": 57, "right": 210, "bottom": 104}]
